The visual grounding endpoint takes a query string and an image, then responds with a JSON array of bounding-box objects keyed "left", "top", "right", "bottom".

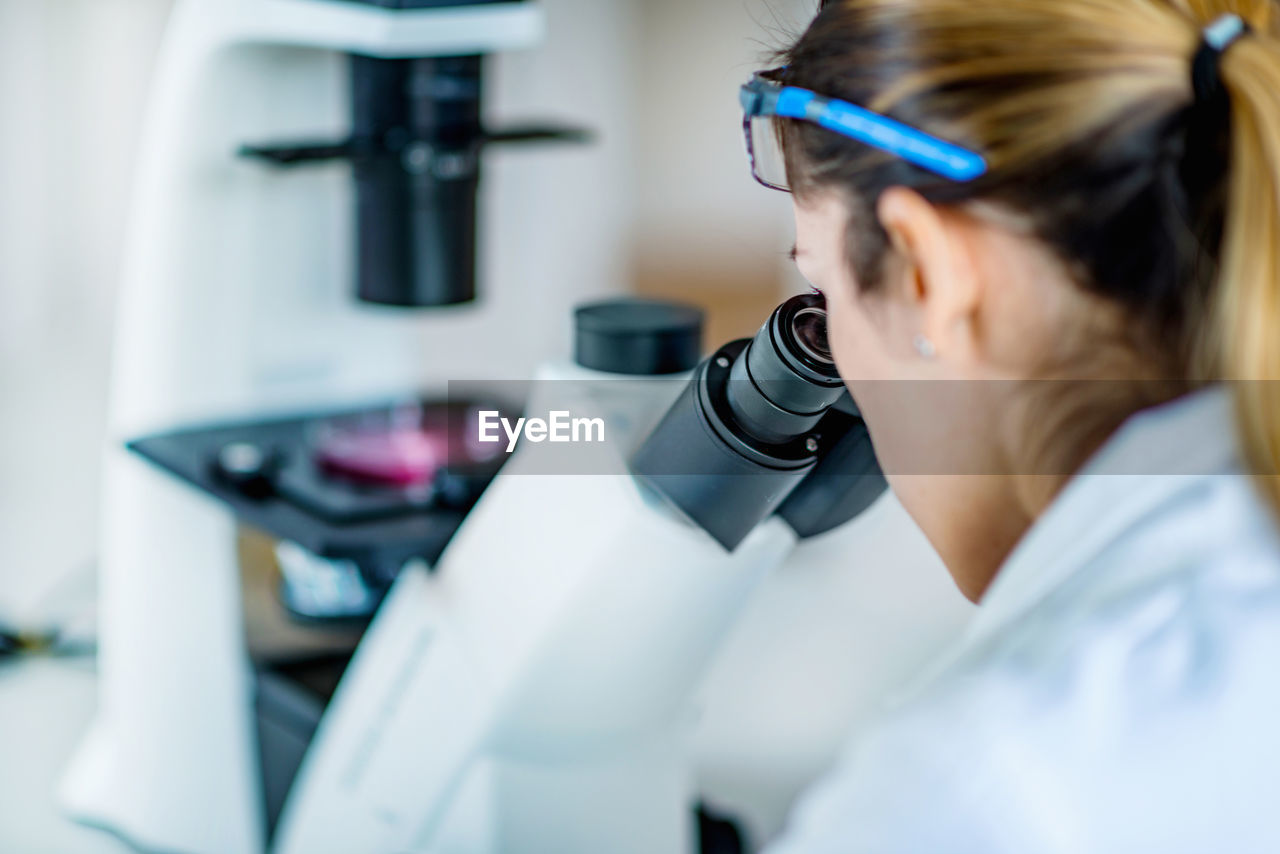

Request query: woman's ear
[{"left": 876, "top": 187, "right": 982, "bottom": 365}]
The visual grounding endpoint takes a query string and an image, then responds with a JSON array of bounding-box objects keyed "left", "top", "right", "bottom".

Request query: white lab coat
[{"left": 767, "top": 386, "right": 1280, "bottom": 853}]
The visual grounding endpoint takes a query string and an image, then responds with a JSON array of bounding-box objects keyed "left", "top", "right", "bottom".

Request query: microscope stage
[{"left": 127, "top": 397, "right": 515, "bottom": 580}]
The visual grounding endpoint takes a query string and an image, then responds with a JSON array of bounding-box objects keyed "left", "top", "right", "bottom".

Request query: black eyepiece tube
[
  {"left": 630, "top": 293, "right": 854, "bottom": 550},
  {"left": 727, "top": 293, "right": 845, "bottom": 444}
]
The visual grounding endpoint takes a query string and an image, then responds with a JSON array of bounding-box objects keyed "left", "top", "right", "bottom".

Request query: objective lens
[{"left": 791, "top": 306, "right": 832, "bottom": 365}]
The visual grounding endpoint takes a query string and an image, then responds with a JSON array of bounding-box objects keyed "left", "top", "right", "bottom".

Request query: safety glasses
[{"left": 739, "top": 71, "right": 988, "bottom": 191}]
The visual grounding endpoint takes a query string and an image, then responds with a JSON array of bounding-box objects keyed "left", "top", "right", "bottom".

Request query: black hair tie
[
  {"left": 1191, "top": 13, "right": 1251, "bottom": 105},
  {"left": 1174, "top": 14, "right": 1250, "bottom": 303}
]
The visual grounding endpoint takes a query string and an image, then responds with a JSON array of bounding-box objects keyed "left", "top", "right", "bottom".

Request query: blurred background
[{"left": 0, "top": 1, "right": 971, "bottom": 851}]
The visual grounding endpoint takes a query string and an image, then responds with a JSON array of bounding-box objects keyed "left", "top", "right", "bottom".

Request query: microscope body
[
  {"left": 276, "top": 294, "right": 887, "bottom": 853},
  {"left": 60, "top": 2, "right": 554, "bottom": 853}
]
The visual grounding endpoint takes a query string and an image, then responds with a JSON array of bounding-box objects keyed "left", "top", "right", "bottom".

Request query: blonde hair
[
  {"left": 777, "top": 0, "right": 1280, "bottom": 511},
  {"left": 1210, "top": 2, "right": 1280, "bottom": 514}
]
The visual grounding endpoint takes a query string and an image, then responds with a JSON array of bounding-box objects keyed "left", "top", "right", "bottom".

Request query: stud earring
[{"left": 913, "top": 334, "right": 937, "bottom": 359}]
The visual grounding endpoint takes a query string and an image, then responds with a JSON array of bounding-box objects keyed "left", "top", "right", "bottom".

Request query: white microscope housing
[
  {"left": 60, "top": 2, "right": 571, "bottom": 852},
  {"left": 273, "top": 293, "right": 885, "bottom": 854}
]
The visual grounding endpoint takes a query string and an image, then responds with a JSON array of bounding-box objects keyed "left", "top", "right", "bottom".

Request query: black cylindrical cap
[{"left": 574, "top": 298, "right": 704, "bottom": 375}]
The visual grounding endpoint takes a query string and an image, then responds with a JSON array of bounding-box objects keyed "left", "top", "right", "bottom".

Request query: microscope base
[{"left": 60, "top": 450, "right": 264, "bottom": 854}]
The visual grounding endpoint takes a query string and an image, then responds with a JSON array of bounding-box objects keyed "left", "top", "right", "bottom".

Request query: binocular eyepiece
[
  {"left": 632, "top": 292, "right": 883, "bottom": 550},
  {"left": 726, "top": 292, "right": 845, "bottom": 446}
]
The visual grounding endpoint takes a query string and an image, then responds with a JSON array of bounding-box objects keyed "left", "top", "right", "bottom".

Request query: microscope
[
  {"left": 59, "top": 1, "right": 592, "bottom": 852},
  {"left": 270, "top": 292, "right": 884, "bottom": 854},
  {"left": 59, "top": 1, "right": 901, "bottom": 853}
]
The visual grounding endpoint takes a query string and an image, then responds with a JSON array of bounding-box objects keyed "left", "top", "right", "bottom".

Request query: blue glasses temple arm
[{"left": 742, "top": 81, "right": 987, "bottom": 183}]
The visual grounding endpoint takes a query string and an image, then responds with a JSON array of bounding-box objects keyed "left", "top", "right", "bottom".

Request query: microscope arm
[{"left": 275, "top": 433, "right": 799, "bottom": 854}]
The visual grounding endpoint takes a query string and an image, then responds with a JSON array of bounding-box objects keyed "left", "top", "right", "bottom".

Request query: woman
[{"left": 744, "top": 1, "right": 1280, "bottom": 851}]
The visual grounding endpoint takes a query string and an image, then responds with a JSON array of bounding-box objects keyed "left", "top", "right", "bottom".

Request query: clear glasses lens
[{"left": 748, "top": 115, "right": 789, "bottom": 191}]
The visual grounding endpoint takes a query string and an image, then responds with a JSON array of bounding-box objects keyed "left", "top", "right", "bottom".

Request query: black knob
[
  {"left": 212, "top": 442, "right": 280, "bottom": 499},
  {"left": 573, "top": 298, "right": 703, "bottom": 375}
]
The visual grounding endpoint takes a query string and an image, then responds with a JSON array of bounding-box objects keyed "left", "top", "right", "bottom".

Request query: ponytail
[{"left": 1215, "top": 24, "right": 1280, "bottom": 516}]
